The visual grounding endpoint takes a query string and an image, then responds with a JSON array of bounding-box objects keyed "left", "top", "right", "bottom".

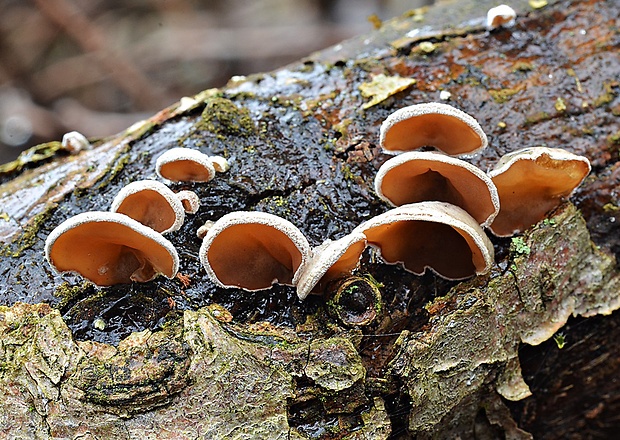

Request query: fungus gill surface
[{"left": 354, "top": 201, "right": 494, "bottom": 280}]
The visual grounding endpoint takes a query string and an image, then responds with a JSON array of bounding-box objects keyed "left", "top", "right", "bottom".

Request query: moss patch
[
  {"left": 1, "top": 208, "right": 55, "bottom": 257},
  {"left": 196, "top": 97, "right": 255, "bottom": 138},
  {"left": 0, "top": 141, "right": 62, "bottom": 177}
]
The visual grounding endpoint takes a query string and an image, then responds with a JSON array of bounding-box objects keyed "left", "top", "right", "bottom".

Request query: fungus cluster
[
  {"left": 197, "top": 102, "right": 589, "bottom": 300},
  {"left": 45, "top": 147, "right": 229, "bottom": 286},
  {"left": 375, "top": 103, "right": 590, "bottom": 232},
  {"left": 46, "top": 102, "right": 589, "bottom": 304}
]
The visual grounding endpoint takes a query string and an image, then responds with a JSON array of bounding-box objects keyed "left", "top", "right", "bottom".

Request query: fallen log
[{"left": 0, "top": 0, "right": 618, "bottom": 438}]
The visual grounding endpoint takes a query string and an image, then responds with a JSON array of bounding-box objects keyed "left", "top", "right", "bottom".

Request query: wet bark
[{"left": 0, "top": 0, "right": 619, "bottom": 438}]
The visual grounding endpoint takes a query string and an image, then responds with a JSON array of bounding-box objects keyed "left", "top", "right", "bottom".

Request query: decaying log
[{"left": 0, "top": 0, "right": 619, "bottom": 438}]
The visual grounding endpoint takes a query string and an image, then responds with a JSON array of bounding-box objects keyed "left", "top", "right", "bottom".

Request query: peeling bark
[{"left": 0, "top": 0, "right": 619, "bottom": 438}]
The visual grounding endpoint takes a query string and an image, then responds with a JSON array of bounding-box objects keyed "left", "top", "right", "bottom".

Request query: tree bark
[{"left": 0, "top": 0, "right": 619, "bottom": 438}]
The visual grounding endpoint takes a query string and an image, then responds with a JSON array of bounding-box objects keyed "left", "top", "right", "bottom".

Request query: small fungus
[
  {"left": 488, "top": 147, "right": 591, "bottom": 236},
  {"left": 374, "top": 151, "right": 499, "bottom": 227},
  {"left": 380, "top": 102, "right": 488, "bottom": 156},
  {"left": 209, "top": 155, "right": 231, "bottom": 173},
  {"left": 175, "top": 190, "right": 201, "bottom": 214},
  {"left": 354, "top": 201, "right": 494, "bottom": 280},
  {"left": 439, "top": 90, "right": 452, "bottom": 101},
  {"left": 196, "top": 220, "right": 215, "bottom": 239},
  {"left": 199, "top": 211, "right": 311, "bottom": 291},
  {"left": 156, "top": 147, "right": 216, "bottom": 182},
  {"left": 486, "top": 5, "right": 517, "bottom": 30},
  {"left": 61, "top": 131, "right": 91, "bottom": 154},
  {"left": 45, "top": 211, "right": 179, "bottom": 286},
  {"left": 296, "top": 232, "right": 367, "bottom": 300},
  {"left": 110, "top": 180, "right": 186, "bottom": 234}
]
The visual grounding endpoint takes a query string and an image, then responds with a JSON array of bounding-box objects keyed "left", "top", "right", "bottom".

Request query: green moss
[
  {"left": 524, "top": 111, "right": 551, "bottom": 125},
  {"left": 510, "top": 237, "right": 531, "bottom": 256},
  {"left": 341, "top": 164, "right": 357, "bottom": 182},
  {"left": 554, "top": 97, "right": 567, "bottom": 112},
  {"left": 333, "top": 119, "right": 352, "bottom": 140},
  {"left": 1, "top": 208, "right": 55, "bottom": 257},
  {"left": 196, "top": 97, "right": 255, "bottom": 138},
  {"left": 0, "top": 141, "right": 62, "bottom": 176},
  {"left": 607, "top": 131, "right": 620, "bottom": 146},
  {"left": 54, "top": 281, "right": 94, "bottom": 310},
  {"left": 273, "top": 196, "right": 287, "bottom": 207}
]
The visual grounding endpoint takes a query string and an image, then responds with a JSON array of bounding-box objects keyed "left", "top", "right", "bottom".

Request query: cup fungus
[
  {"left": 110, "top": 180, "right": 186, "bottom": 234},
  {"left": 175, "top": 190, "right": 201, "bottom": 214},
  {"left": 156, "top": 147, "right": 218, "bottom": 182},
  {"left": 199, "top": 211, "right": 311, "bottom": 291},
  {"left": 486, "top": 5, "right": 517, "bottom": 30},
  {"left": 209, "top": 155, "right": 231, "bottom": 173},
  {"left": 45, "top": 211, "right": 179, "bottom": 286},
  {"left": 488, "top": 147, "right": 591, "bottom": 237},
  {"left": 61, "top": 130, "right": 91, "bottom": 154},
  {"left": 296, "top": 232, "right": 367, "bottom": 300},
  {"left": 354, "top": 201, "right": 494, "bottom": 280},
  {"left": 374, "top": 151, "right": 500, "bottom": 227},
  {"left": 380, "top": 102, "right": 488, "bottom": 156}
]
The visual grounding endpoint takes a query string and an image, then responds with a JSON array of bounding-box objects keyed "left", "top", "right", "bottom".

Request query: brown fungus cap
[
  {"left": 175, "top": 190, "right": 201, "bottom": 214},
  {"left": 209, "top": 155, "right": 230, "bottom": 173},
  {"left": 486, "top": 5, "right": 517, "bottom": 30},
  {"left": 45, "top": 211, "right": 179, "bottom": 286},
  {"left": 354, "top": 201, "right": 494, "bottom": 280},
  {"left": 199, "top": 211, "right": 311, "bottom": 291},
  {"left": 380, "top": 102, "right": 488, "bottom": 156},
  {"left": 156, "top": 147, "right": 216, "bottom": 182},
  {"left": 374, "top": 151, "right": 499, "bottom": 227},
  {"left": 110, "top": 180, "right": 185, "bottom": 234},
  {"left": 296, "top": 232, "right": 367, "bottom": 300},
  {"left": 488, "top": 147, "right": 591, "bottom": 236}
]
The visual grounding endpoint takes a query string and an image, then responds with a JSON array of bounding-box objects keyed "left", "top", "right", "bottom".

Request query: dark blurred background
[{"left": 0, "top": 0, "right": 434, "bottom": 164}]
